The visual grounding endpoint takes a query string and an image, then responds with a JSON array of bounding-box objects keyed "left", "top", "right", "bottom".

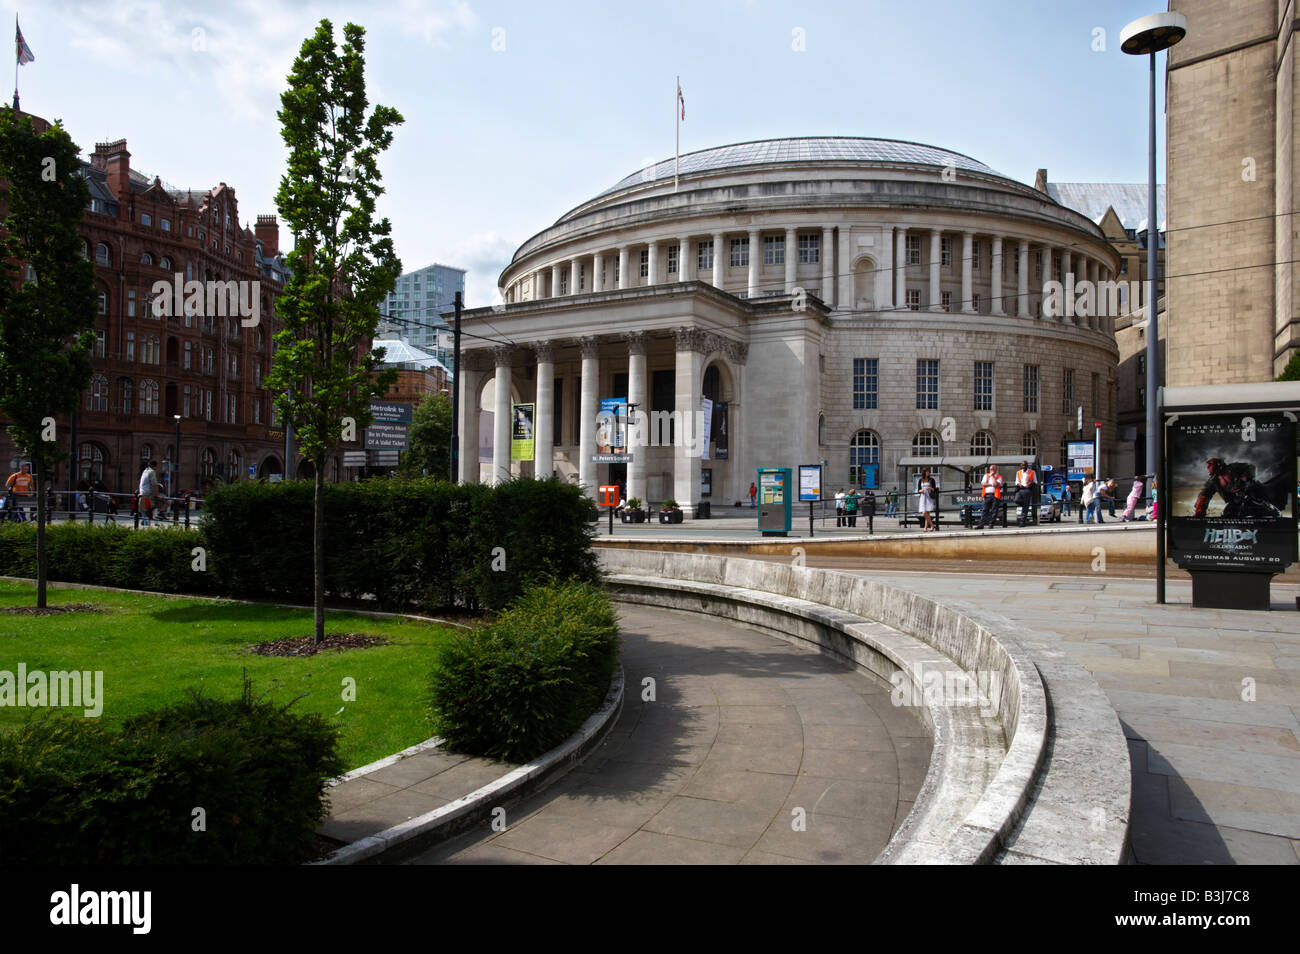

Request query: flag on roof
[
  {"left": 677, "top": 81, "right": 685, "bottom": 120},
  {"left": 16, "top": 18, "right": 34, "bottom": 65}
]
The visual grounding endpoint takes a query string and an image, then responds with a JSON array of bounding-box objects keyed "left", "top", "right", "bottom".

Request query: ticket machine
[{"left": 757, "top": 467, "right": 792, "bottom": 536}]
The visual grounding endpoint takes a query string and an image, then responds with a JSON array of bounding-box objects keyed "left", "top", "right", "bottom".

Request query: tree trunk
[
  {"left": 35, "top": 466, "right": 47, "bottom": 609},
  {"left": 314, "top": 464, "right": 325, "bottom": 645}
]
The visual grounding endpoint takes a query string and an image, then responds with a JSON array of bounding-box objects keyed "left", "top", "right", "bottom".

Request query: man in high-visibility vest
[
  {"left": 1014, "top": 462, "right": 1037, "bottom": 527},
  {"left": 979, "top": 465, "right": 1004, "bottom": 528}
]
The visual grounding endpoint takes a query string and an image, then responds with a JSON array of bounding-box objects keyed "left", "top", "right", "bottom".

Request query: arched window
[
  {"left": 140, "top": 379, "right": 159, "bottom": 415},
  {"left": 119, "top": 377, "right": 134, "bottom": 415},
  {"left": 95, "top": 243, "right": 110, "bottom": 266},
  {"left": 227, "top": 450, "right": 242, "bottom": 481},
  {"left": 141, "top": 252, "right": 153, "bottom": 266},
  {"left": 85, "top": 374, "right": 109, "bottom": 412},
  {"left": 78, "top": 443, "right": 105, "bottom": 481},
  {"left": 143, "top": 336, "right": 160, "bottom": 364},
  {"left": 139, "top": 444, "right": 153, "bottom": 465},
  {"left": 971, "top": 431, "right": 994, "bottom": 457},
  {"left": 1022, "top": 431, "right": 1039, "bottom": 459},
  {"left": 160, "top": 257, "right": 171, "bottom": 271},
  {"left": 201, "top": 448, "right": 217, "bottom": 479},
  {"left": 849, "top": 430, "right": 880, "bottom": 487},
  {"left": 97, "top": 291, "right": 107, "bottom": 315},
  {"left": 81, "top": 240, "right": 90, "bottom": 260},
  {"left": 912, "top": 430, "right": 942, "bottom": 457}
]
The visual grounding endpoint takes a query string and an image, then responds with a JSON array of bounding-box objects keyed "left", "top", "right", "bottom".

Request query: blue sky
[{"left": 10, "top": 0, "right": 1171, "bottom": 307}]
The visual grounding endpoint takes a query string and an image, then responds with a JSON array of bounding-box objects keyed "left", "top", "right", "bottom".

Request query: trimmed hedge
[
  {"left": 428, "top": 580, "right": 620, "bottom": 763},
  {"left": 0, "top": 476, "right": 599, "bottom": 611},
  {"left": 0, "top": 679, "right": 342, "bottom": 864}
]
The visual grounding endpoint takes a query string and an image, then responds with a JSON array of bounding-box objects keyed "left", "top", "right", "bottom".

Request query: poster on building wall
[
  {"left": 511, "top": 403, "right": 535, "bottom": 461},
  {"left": 597, "top": 398, "right": 626, "bottom": 452},
  {"left": 714, "top": 402, "right": 728, "bottom": 459},
  {"left": 701, "top": 398, "right": 713, "bottom": 461},
  {"left": 1166, "top": 413, "right": 1297, "bottom": 571}
]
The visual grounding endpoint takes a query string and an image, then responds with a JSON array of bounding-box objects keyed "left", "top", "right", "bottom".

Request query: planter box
[
  {"left": 658, "top": 510, "right": 683, "bottom": 524},
  {"left": 620, "top": 510, "right": 647, "bottom": 524}
]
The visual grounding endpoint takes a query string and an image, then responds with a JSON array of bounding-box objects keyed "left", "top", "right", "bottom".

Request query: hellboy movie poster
[{"left": 1166, "top": 413, "right": 1297, "bottom": 571}]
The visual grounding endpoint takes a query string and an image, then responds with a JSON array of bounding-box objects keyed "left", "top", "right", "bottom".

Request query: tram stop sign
[{"left": 598, "top": 485, "right": 620, "bottom": 507}]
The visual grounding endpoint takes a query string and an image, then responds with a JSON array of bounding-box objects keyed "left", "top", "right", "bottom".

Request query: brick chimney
[
  {"left": 255, "top": 214, "right": 279, "bottom": 256},
  {"left": 1034, "top": 168, "right": 1049, "bottom": 194},
  {"left": 92, "top": 139, "right": 131, "bottom": 213}
]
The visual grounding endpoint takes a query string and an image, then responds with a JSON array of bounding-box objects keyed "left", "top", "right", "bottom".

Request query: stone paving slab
[{"left": 408, "top": 603, "right": 930, "bottom": 865}]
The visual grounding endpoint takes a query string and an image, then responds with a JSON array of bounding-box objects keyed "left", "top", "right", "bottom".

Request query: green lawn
[{"left": 0, "top": 581, "right": 461, "bottom": 770}]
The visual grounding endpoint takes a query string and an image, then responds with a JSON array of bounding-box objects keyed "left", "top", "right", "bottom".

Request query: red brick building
[{"left": 0, "top": 116, "right": 358, "bottom": 495}]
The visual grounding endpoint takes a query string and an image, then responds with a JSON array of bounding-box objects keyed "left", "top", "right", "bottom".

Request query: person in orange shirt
[
  {"left": 979, "top": 464, "right": 1004, "bottom": 529},
  {"left": 4, "top": 463, "right": 35, "bottom": 522}
]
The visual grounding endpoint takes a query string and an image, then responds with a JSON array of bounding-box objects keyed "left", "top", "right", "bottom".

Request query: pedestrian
[
  {"left": 1082, "top": 476, "right": 1098, "bottom": 524},
  {"left": 834, "top": 487, "right": 846, "bottom": 527},
  {"left": 979, "top": 464, "right": 1004, "bottom": 529},
  {"left": 138, "top": 459, "right": 159, "bottom": 527},
  {"left": 748, "top": 481, "right": 758, "bottom": 508},
  {"left": 4, "top": 463, "right": 34, "bottom": 523},
  {"left": 1148, "top": 478, "right": 1158, "bottom": 521},
  {"left": 845, "top": 487, "right": 860, "bottom": 528},
  {"left": 917, "top": 468, "right": 937, "bottom": 532},
  {"left": 862, "top": 489, "right": 876, "bottom": 534},
  {"left": 1014, "top": 461, "right": 1036, "bottom": 527},
  {"left": 1061, "top": 483, "right": 1073, "bottom": 517},
  {"left": 886, "top": 487, "right": 898, "bottom": 517},
  {"left": 1122, "top": 474, "right": 1145, "bottom": 521},
  {"left": 1102, "top": 478, "right": 1119, "bottom": 519}
]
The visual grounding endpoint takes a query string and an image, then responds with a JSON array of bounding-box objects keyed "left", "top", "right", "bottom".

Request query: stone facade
[{"left": 458, "top": 137, "right": 1121, "bottom": 514}]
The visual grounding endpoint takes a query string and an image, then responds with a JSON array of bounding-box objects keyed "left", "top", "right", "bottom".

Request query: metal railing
[{"left": 0, "top": 490, "right": 202, "bottom": 528}]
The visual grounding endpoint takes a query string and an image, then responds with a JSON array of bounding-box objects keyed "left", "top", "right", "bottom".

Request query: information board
[{"left": 798, "top": 464, "right": 821, "bottom": 502}]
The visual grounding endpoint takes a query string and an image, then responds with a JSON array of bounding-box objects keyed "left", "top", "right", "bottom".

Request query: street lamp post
[{"left": 1122, "top": 11, "right": 1186, "bottom": 605}]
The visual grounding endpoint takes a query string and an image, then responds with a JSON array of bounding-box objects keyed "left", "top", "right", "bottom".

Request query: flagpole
[
  {"left": 674, "top": 75, "right": 680, "bottom": 193},
  {"left": 13, "top": 15, "right": 18, "bottom": 111}
]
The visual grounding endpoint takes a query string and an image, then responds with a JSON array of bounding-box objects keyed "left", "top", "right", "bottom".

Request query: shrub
[
  {"left": 0, "top": 678, "right": 342, "bottom": 864},
  {"left": 428, "top": 581, "right": 620, "bottom": 763},
  {"left": 0, "top": 522, "right": 214, "bottom": 594}
]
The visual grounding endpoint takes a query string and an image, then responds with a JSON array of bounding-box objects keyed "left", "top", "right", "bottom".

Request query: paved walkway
[
  {"left": 409, "top": 604, "right": 930, "bottom": 864},
  {"left": 815, "top": 566, "right": 1300, "bottom": 864}
]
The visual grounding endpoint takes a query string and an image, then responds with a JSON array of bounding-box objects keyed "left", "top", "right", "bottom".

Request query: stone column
[
  {"left": 672, "top": 327, "right": 704, "bottom": 517},
  {"left": 647, "top": 241, "right": 658, "bottom": 286},
  {"left": 821, "top": 227, "right": 835, "bottom": 306},
  {"left": 578, "top": 337, "right": 600, "bottom": 494},
  {"left": 961, "top": 231, "right": 975, "bottom": 314},
  {"left": 1041, "top": 246, "right": 1053, "bottom": 320},
  {"left": 747, "top": 229, "right": 760, "bottom": 298},
  {"left": 712, "top": 232, "right": 725, "bottom": 288},
  {"left": 1017, "top": 240, "right": 1030, "bottom": 317},
  {"left": 618, "top": 246, "right": 629, "bottom": 290},
  {"left": 895, "top": 228, "right": 907, "bottom": 308},
  {"left": 551, "top": 264, "right": 561, "bottom": 298},
  {"left": 679, "top": 237, "right": 693, "bottom": 282},
  {"left": 929, "top": 230, "right": 942, "bottom": 311},
  {"left": 785, "top": 227, "right": 797, "bottom": 294},
  {"left": 626, "top": 331, "right": 648, "bottom": 506},
  {"left": 533, "top": 341, "right": 554, "bottom": 479},
  {"left": 1060, "top": 250, "right": 1072, "bottom": 324},
  {"left": 492, "top": 346, "right": 512, "bottom": 485},
  {"left": 991, "top": 236, "right": 1004, "bottom": 315},
  {"left": 593, "top": 252, "right": 604, "bottom": 292},
  {"left": 570, "top": 257, "right": 582, "bottom": 295},
  {"left": 458, "top": 365, "right": 481, "bottom": 483},
  {"left": 838, "top": 228, "right": 853, "bottom": 308},
  {"left": 530, "top": 271, "right": 540, "bottom": 301}
]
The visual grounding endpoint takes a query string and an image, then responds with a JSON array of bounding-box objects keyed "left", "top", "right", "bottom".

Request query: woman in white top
[
  {"left": 1081, "top": 477, "right": 1097, "bottom": 524},
  {"left": 917, "top": 469, "right": 937, "bottom": 532}
]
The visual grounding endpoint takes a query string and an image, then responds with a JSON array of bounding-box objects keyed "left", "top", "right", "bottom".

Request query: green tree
[
  {"left": 0, "top": 111, "right": 96, "bottom": 608},
  {"left": 399, "top": 391, "right": 452, "bottom": 478},
  {"left": 1277, "top": 351, "right": 1300, "bottom": 382},
  {"left": 267, "top": 20, "right": 402, "bottom": 643}
]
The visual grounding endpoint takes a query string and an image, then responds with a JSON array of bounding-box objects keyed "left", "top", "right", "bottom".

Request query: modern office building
[
  {"left": 382, "top": 263, "right": 466, "bottom": 365},
  {"left": 455, "top": 136, "right": 1125, "bottom": 514}
]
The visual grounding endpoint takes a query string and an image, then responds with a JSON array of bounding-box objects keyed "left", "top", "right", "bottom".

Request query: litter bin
[{"left": 696, "top": 501, "right": 711, "bottom": 519}]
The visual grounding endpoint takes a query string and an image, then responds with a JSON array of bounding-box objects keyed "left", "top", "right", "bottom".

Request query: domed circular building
[{"left": 457, "top": 136, "right": 1120, "bottom": 516}]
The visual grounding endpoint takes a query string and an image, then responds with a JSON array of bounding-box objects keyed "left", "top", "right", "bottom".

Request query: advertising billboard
[{"left": 511, "top": 403, "right": 534, "bottom": 461}]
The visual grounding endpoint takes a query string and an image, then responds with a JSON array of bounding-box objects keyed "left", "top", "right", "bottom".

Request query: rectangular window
[
  {"left": 126, "top": 331, "right": 135, "bottom": 361},
  {"left": 1120, "top": 258, "right": 1129, "bottom": 275},
  {"left": 560, "top": 270, "right": 568, "bottom": 294},
  {"left": 853, "top": 358, "right": 878, "bottom": 410},
  {"left": 916, "top": 359, "right": 939, "bottom": 410},
  {"left": 972, "top": 242, "right": 980, "bottom": 270},
  {"left": 697, "top": 240, "right": 714, "bottom": 272},
  {"left": 906, "top": 235, "right": 922, "bottom": 265},
  {"left": 941, "top": 291, "right": 952, "bottom": 312},
  {"left": 974, "top": 361, "right": 993, "bottom": 411},
  {"left": 1023, "top": 364, "right": 1039, "bottom": 412},
  {"left": 667, "top": 244, "right": 679, "bottom": 275},
  {"left": 183, "top": 385, "right": 191, "bottom": 418},
  {"left": 228, "top": 395, "right": 237, "bottom": 423},
  {"left": 1137, "top": 354, "right": 1146, "bottom": 376},
  {"left": 1034, "top": 251, "right": 1042, "bottom": 280},
  {"left": 730, "top": 238, "right": 749, "bottom": 268},
  {"left": 95, "top": 330, "right": 106, "bottom": 358},
  {"left": 763, "top": 235, "right": 784, "bottom": 266},
  {"left": 638, "top": 249, "right": 648, "bottom": 278},
  {"left": 553, "top": 378, "right": 563, "bottom": 447},
  {"left": 972, "top": 293, "right": 981, "bottom": 312},
  {"left": 205, "top": 390, "right": 213, "bottom": 421},
  {"left": 798, "top": 233, "right": 820, "bottom": 264},
  {"left": 652, "top": 369, "right": 675, "bottom": 445},
  {"left": 1137, "top": 385, "right": 1145, "bottom": 407},
  {"left": 906, "top": 289, "right": 920, "bottom": 311},
  {"left": 254, "top": 399, "right": 262, "bottom": 424},
  {"left": 140, "top": 213, "right": 151, "bottom": 227},
  {"left": 128, "top": 289, "right": 136, "bottom": 317},
  {"left": 161, "top": 218, "right": 171, "bottom": 232},
  {"left": 1062, "top": 368, "right": 1074, "bottom": 415},
  {"left": 941, "top": 237, "right": 952, "bottom": 267}
]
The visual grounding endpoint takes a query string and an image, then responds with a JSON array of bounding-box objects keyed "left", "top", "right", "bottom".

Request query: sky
[{"left": 8, "top": 0, "right": 1171, "bottom": 308}]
